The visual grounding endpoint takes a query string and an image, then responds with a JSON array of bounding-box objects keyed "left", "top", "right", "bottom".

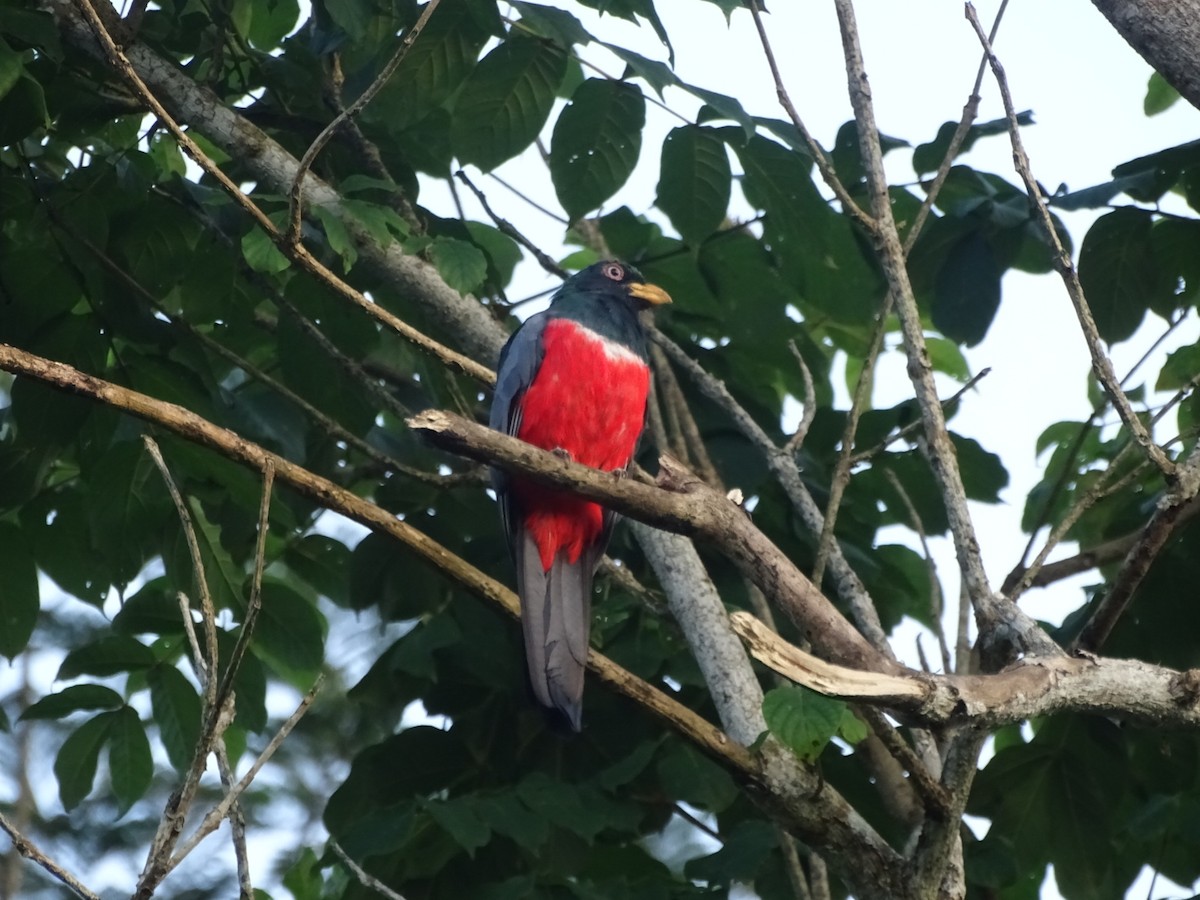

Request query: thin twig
[
  {"left": 848, "top": 367, "right": 991, "bottom": 466},
  {"left": 745, "top": 0, "right": 876, "bottom": 236},
  {"left": 455, "top": 170, "right": 568, "bottom": 278},
  {"left": 70, "top": 0, "right": 491, "bottom": 386},
  {"left": 884, "top": 469, "right": 950, "bottom": 673},
  {"left": 170, "top": 676, "right": 324, "bottom": 868},
  {"left": 143, "top": 438, "right": 219, "bottom": 706},
  {"left": 903, "top": 0, "right": 1010, "bottom": 255},
  {"left": 652, "top": 345, "right": 722, "bottom": 486},
  {"left": 0, "top": 812, "right": 101, "bottom": 900},
  {"left": 783, "top": 340, "right": 817, "bottom": 454},
  {"left": 214, "top": 461, "right": 275, "bottom": 717},
  {"left": 965, "top": 2, "right": 1175, "bottom": 483},
  {"left": 812, "top": 312, "right": 889, "bottom": 586},
  {"left": 330, "top": 840, "right": 409, "bottom": 900},
  {"left": 856, "top": 706, "right": 952, "bottom": 817},
  {"left": 287, "top": 0, "right": 442, "bottom": 242},
  {"left": 214, "top": 745, "right": 253, "bottom": 899}
]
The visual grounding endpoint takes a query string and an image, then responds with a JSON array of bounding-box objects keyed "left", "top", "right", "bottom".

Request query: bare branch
[
  {"left": 782, "top": 341, "right": 817, "bottom": 454},
  {"left": 454, "top": 170, "right": 567, "bottom": 279},
  {"left": 330, "top": 841, "right": 409, "bottom": 900},
  {"left": 170, "top": 677, "right": 324, "bottom": 867},
  {"left": 287, "top": 0, "right": 442, "bottom": 242},
  {"left": 409, "top": 409, "right": 893, "bottom": 673},
  {"left": 0, "top": 342, "right": 756, "bottom": 782},
  {"left": 732, "top": 610, "right": 1200, "bottom": 729},
  {"left": 831, "top": 0, "right": 1058, "bottom": 658},
  {"left": 0, "top": 812, "right": 101, "bottom": 900},
  {"left": 903, "top": 0, "right": 1010, "bottom": 254},
  {"left": 964, "top": 1, "right": 1176, "bottom": 482},
  {"left": 745, "top": 0, "right": 876, "bottom": 236}
]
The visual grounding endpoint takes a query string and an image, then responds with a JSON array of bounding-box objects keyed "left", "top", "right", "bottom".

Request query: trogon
[{"left": 490, "top": 260, "right": 672, "bottom": 730}]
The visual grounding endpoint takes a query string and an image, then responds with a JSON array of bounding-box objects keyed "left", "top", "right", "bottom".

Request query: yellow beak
[{"left": 628, "top": 282, "right": 673, "bottom": 306}]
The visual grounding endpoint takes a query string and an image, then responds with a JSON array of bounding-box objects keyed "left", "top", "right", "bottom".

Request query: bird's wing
[{"left": 489, "top": 311, "right": 549, "bottom": 556}]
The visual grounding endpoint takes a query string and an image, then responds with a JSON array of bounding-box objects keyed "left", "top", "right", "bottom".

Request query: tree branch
[
  {"left": 732, "top": 610, "right": 1200, "bottom": 728},
  {"left": 408, "top": 409, "right": 893, "bottom": 674},
  {"left": 0, "top": 341, "right": 756, "bottom": 782},
  {"left": 832, "top": 0, "right": 1058, "bottom": 660},
  {"left": 965, "top": 2, "right": 1176, "bottom": 483},
  {"left": 0, "top": 812, "right": 101, "bottom": 900}
]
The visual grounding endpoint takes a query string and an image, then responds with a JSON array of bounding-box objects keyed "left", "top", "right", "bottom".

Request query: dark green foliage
[{"left": 2, "top": 1, "right": 1200, "bottom": 898}]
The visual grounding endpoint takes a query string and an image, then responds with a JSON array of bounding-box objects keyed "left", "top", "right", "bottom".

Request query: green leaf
[
  {"left": 684, "top": 820, "right": 777, "bottom": 884},
  {"left": 325, "top": 726, "right": 472, "bottom": 836},
  {"left": 655, "top": 741, "right": 737, "bottom": 812},
  {"left": 282, "top": 848, "right": 323, "bottom": 900},
  {"left": 683, "top": 83, "right": 754, "bottom": 140},
  {"left": 148, "top": 665, "right": 202, "bottom": 772},
  {"left": 247, "top": 0, "right": 299, "bottom": 49},
  {"left": 429, "top": 237, "right": 487, "bottom": 295},
  {"left": 113, "top": 579, "right": 186, "bottom": 636},
  {"left": 473, "top": 792, "right": 549, "bottom": 851},
  {"left": 511, "top": 1, "right": 593, "bottom": 48},
  {"left": 1144, "top": 71, "right": 1180, "bottom": 117},
  {"left": 0, "top": 521, "right": 38, "bottom": 659},
  {"left": 925, "top": 336, "right": 971, "bottom": 382},
  {"left": 550, "top": 79, "right": 645, "bottom": 220},
  {"left": 912, "top": 111, "right": 1034, "bottom": 175},
  {"left": 1157, "top": 342, "right": 1200, "bottom": 391},
  {"left": 762, "top": 685, "right": 847, "bottom": 763},
  {"left": 242, "top": 222, "right": 290, "bottom": 275},
  {"left": 252, "top": 578, "right": 326, "bottom": 679},
  {"left": 0, "top": 37, "right": 22, "bottom": 102},
  {"left": 109, "top": 705, "right": 153, "bottom": 814},
  {"left": 58, "top": 636, "right": 157, "bottom": 680},
  {"left": 54, "top": 711, "right": 116, "bottom": 810},
  {"left": 22, "top": 685, "right": 125, "bottom": 721},
  {"left": 425, "top": 797, "right": 491, "bottom": 857},
  {"left": 452, "top": 36, "right": 567, "bottom": 171},
  {"left": 656, "top": 125, "right": 730, "bottom": 245},
  {"left": 1078, "top": 208, "right": 1158, "bottom": 344},
  {"left": 368, "top": 3, "right": 490, "bottom": 131},
  {"left": 933, "top": 230, "right": 1002, "bottom": 346},
  {"left": 284, "top": 536, "right": 351, "bottom": 608},
  {"left": 953, "top": 433, "right": 1008, "bottom": 502},
  {"left": 312, "top": 204, "right": 357, "bottom": 271},
  {"left": 603, "top": 43, "right": 677, "bottom": 97},
  {"left": 736, "top": 135, "right": 880, "bottom": 324}
]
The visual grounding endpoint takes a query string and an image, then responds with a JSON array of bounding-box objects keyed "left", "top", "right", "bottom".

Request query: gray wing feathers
[{"left": 516, "top": 529, "right": 592, "bottom": 731}]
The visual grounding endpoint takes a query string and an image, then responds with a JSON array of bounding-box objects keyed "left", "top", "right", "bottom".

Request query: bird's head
[{"left": 559, "top": 260, "right": 672, "bottom": 311}]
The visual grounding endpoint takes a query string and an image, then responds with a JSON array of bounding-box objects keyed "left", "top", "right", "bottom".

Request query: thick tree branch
[
  {"left": 408, "top": 409, "right": 893, "bottom": 674},
  {"left": 1090, "top": 0, "right": 1200, "bottom": 113},
  {"left": 0, "top": 343, "right": 914, "bottom": 898},
  {"left": 732, "top": 611, "right": 1200, "bottom": 729},
  {"left": 0, "top": 341, "right": 754, "bottom": 780}
]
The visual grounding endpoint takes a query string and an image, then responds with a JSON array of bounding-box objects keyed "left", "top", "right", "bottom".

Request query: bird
[{"left": 490, "top": 259, "right": 672, "bottom": 730}]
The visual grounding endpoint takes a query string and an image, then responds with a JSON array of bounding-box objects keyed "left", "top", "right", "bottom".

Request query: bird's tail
[{"left": 516, "top": 530, "right": 594, "bottom": 731}]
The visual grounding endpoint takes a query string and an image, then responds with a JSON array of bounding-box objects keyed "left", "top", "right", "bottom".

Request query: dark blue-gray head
[{"left": 551, "top": 260, "right": 673, "bottom": 315}]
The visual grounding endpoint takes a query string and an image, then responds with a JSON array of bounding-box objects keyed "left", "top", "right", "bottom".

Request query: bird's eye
[{"left": 602, "top": 263, "right": 624, "bottom": 281}]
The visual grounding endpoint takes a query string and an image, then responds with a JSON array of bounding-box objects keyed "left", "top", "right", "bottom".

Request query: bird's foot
[{"left": 551, "top": 447, "right": 574, "bottom": 462}]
